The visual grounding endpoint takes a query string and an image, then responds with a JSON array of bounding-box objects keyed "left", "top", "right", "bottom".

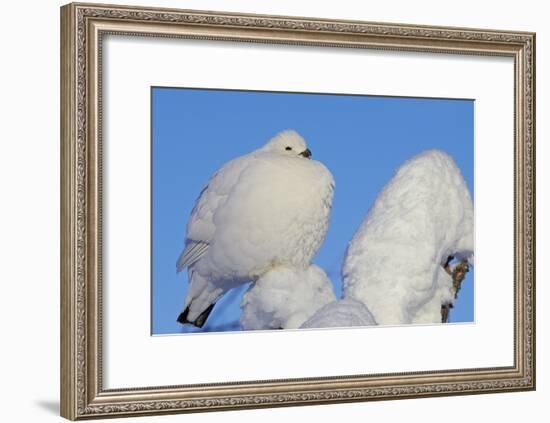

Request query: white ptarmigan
[
  {"left": 342, "top": 150, "right": 474, "bottom": 325},
  {"left": 176, "top": 130, "right": 335, "bottom": 327}
]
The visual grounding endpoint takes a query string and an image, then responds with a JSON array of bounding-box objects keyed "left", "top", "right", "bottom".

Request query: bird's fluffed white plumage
[
  {"left": 177, "top": 130, "right": 335, "bottom": 325},
  {"left": 240, "top": 264, "right": 336, "bottom": 330},
  {"left": 300, "top": 299, "right": 377, "bottom": 329},
  {"left": 342, "top": 150, "right": 474, "bottom": 325}
]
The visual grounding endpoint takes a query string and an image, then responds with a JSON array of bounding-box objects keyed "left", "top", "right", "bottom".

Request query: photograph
[{"left": 151, "top": 87, "right": 475, "bottom": 335}]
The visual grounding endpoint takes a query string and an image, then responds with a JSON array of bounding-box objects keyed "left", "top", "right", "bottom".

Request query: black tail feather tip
[
  {"left": 176, "top": 307, "right": 190, "bottom": 325},
  {"left": 177, "top": 303, "right": 216, "bottom": 329}
]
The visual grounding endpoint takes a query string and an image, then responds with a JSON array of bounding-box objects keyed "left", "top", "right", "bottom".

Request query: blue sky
[{"left": 151, "top": 87, "right": 474, "bottom": 335}]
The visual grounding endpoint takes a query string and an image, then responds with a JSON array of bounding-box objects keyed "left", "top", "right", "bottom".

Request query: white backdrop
[
  {"left": 0, "top": 0, "right": 546, "bottom": 422},
  {"left": 104, "top": 36, "right": 514, "bottom": 388}
]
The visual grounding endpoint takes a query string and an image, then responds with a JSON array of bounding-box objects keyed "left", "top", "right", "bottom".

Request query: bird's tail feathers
[
  {"left": 177, "top": 271, "right": 223, "bottom": 328},
  {"left": 177, "top": 303, "right": 216, "bottom": 328}
]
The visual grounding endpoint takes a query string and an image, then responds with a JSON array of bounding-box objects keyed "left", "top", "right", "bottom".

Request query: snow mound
[
  {"left": 240, "top": 264, "right": 336, "bottom": 330},
  {"left": 342, "top": 150, "right": 474, "bottom": 325},
  {"left": 300, "top": 299, "right": 377, "bottom": 329}
]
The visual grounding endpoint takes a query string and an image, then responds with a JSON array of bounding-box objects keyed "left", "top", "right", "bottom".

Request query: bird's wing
[
  {"left": 176, "top": 241, "right": 209, "bottom": 273},
  {"left": 177, "top": 154, "right": 252, "bottom": 272}
]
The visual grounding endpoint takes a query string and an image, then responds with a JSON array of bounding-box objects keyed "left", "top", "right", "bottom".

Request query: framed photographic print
[{"left": 60, "top": 2, "right": 536, "bottom": 420}]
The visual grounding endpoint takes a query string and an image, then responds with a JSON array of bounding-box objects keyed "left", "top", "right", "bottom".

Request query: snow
[
  {"left": 176, "top": 130, "right": 335, "bottom": 324},
  {"left": 342, "top": 150, "right": 474, "bottom": 325},
  {"left": 300, "top": 299, "right": 377, "bottom": 329},
  {"left": 240, "top": 264, "right": 336, "bottom": 330}
]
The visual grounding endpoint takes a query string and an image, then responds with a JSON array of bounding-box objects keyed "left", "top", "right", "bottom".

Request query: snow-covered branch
[
  {"left": 240, "top": 265, "right": 336, "bottom": 330},
  {"left": 342, "top": 150, "right": 474, "bottom": 325}
]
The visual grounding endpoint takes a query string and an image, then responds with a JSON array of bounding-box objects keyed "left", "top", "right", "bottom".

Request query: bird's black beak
[{"left": 299, "top": 148, "right": 312, "bottom": 159}]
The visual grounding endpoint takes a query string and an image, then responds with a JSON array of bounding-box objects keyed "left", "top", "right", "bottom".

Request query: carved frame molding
[{"left": 60, "top": 3, "right": 535, "bottom": 420}]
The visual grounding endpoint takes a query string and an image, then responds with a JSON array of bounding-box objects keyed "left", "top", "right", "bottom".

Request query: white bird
[
  {"left": 240, "top": 264, "right": 336, "bottom": 330},
  {"left": 342, "top": 150, "right": 474, "bottom": 325},
  {"left": 176, "top": 130, "right": 335, "bottom": 327}
]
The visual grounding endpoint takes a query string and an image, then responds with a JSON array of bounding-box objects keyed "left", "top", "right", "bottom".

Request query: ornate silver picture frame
[{"left": 60, "top": 2, "right": 535, "bottom": 420}]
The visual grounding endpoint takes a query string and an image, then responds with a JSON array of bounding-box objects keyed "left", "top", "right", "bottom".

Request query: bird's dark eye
[{"left": 285, "top": 146, "right": 292, "bottom": 151}]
